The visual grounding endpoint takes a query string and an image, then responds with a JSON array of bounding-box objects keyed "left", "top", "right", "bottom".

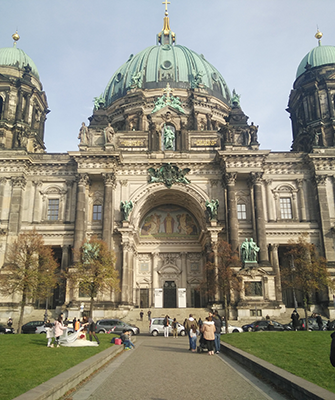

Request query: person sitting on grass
[{"left": 120, "top": 329, "right": 135, "bottom": 350}]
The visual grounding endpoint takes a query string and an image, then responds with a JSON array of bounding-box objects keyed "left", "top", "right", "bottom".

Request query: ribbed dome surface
[
  {"left": 103, "top": 43, "right": 231, "bottom": 106},
  {"left": 296, "top": 45, "right": 335, "bottom": 78},
  {"left": 0, "top": 47, "right": 39, "bottom": 79}
]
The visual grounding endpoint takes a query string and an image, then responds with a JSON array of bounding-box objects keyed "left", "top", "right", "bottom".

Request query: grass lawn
[
  {"left": 221, "top": 330, "right": 335, "bottom": 393},
  {"left": 0, "top": 333, "right": 117, "bottom": 400}
]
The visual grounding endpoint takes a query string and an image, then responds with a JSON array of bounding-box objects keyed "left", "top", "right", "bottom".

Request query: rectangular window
[
  {"left": 47, "top": 199, "right": 59, "bottom": 221},
  {"left": 280, "top": 197, "right": 292, "bottom": 219},
  {"left": 237, "top": 204, "right": 247, "bottom": 220},
  {"left": 245, "top": 281, "right": 263, "bottom": 296},
  {"left": 93, "top": 204, "right": 102, "bottom": 221}
]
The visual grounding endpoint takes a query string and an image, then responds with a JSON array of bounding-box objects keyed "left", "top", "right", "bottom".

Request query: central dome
[{"left": 103, "top": 43, "right": 231, "bottom": 107}]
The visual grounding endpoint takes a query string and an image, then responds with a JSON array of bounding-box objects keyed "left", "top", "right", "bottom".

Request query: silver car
[{"left": 149, "top": 317, "right": 186, "bottom": 336}]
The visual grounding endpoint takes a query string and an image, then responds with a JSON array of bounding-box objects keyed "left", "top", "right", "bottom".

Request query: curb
[
  {"left": 13, "top": 344, "right": 126, "bottom": 400},
  {"left": 221, "top": 341, "right": 335, "bottom": 400}
]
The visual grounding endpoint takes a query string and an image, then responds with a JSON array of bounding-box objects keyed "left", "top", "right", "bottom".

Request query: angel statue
[
  {"left": 120, "top": 200, "right": 133, "bottom": 221},
  {"left": 206, "top": 199, "right": 219, "bottom": 220}
]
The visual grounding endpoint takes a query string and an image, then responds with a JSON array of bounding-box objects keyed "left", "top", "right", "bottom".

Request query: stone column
[
  {"left": 73, "top": 174, "right": 89, "bottom": 259},
  {"left": 265, "top": 179, "right": 275, "bottom": 222},
  {"left": 0, "top": 178, "right": 7, "bottom": 220},
  {"left": 151, "top": 252, "right": 160, "bottom": 306},
  {"left": 8, "top": 176, "right": 26, "bottom": 235},
  {"left": 15, "top": 89, "right": 23, "bottom": 121},
  {"left": 32, "top": 181, "right": 42, "bottom": 223},
  {"left": 181, "top": 252, "right": 187, "bottom": 289},
  {"left": 225, "top": 172, "right": 239, "bottom": 252},
  {"left": 59, "top": 245, "right": 70, "bottom": 304},
  {"left": 121, "top": 242, "right": 131, "bottom": 303},
  {"left": 296, "top": 179, "right": 307, "bottom": 222},
  {"left": 24, "top": 94, "right": 31, "bottom": 124},
  {"left": 64, "top": 180, "right": 73, "bottom": 223},
  {"left": 102, "top": 173, "right": 116, "bottom": 250},
  {"left": 250, "top": 172, "right": 269, "bottom": 264},
  {"left": 315, "top": 175, "right": 335, "bottom": 260},
  {"left": 3, "top": 92, "right": 10, "bottom": 120},
  {"left": 314, "top": 87, "right": 321, "bottom": 120},
  {"left": 39, "top": 115, "right": 46, "bottom": 140},
  {"left": 270, "top": 244, "right": 283, "bottom": 302}
]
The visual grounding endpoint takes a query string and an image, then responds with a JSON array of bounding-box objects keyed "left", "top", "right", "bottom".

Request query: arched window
[
  {"left": 0, "top": 96, "right": 3, "bottom": 120},
  {"left": 93, "top": 204, "right": 102, "bottom": 221}
]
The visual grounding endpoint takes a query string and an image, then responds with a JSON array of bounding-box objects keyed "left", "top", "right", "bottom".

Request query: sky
[{"left": 1, "top": 0, "right": 335, "bottom": 153}]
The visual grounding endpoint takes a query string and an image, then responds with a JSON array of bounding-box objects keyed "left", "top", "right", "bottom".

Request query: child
[
  {"left": 45, "top": 320, "right": 54, "bottom": 348},
  {"left": 121, "top": 329, "right": 135, "bottom": 350}
]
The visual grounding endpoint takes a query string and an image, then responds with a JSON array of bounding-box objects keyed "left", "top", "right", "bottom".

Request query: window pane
[
  {"left": 237, "top": 203, "right": 247, "bottom": 220},
  {"left": 93, "top": 204, "right": 102, "bottom": 220},
  {"left": 47, "top": 199, "right": 59, "bottom": 220},
  {"left": 280, "top": 198, "right": 292, "bottom": 219}
]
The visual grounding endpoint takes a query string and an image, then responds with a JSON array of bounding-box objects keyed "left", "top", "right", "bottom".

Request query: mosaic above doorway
[{"left": 140, "top": 205, "right": 199, "bottom": 239}]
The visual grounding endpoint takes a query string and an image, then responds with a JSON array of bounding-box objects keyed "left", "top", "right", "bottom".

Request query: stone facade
[{"left": 1, "top": 23, "right": 335, "bottom": 320}]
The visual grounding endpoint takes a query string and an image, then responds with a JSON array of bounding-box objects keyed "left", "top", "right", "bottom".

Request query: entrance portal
[
  {"left": 140, "top": 289, "right": 149, "bottom": 308},
  {"left": 163, "top": 281, "right": 177, "bottom": 308}
]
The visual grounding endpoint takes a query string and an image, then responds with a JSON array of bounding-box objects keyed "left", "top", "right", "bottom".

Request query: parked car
[
  {"left": 149, "top": 317, "right": 185, "bottom": 336},
  {"left": 221, "top": 321, "right": 243, "bottom": 333},
  {"left": 21, "top": 320, "right": 44, "bottom": 334},
  {"left": 299, "top": 318, "right": 327, "bottom": 331},
  {"left": 96, "top": 319, "right": 140, "bottom": 335},
  {"left": 241, "top": 321, "right": 257, "bottom": 332},
  {"left": 253, "top": 320, "right": 286, "bottom": 332},
  {"left": 0, "top": 323, "right": 14, "bottom": 334},
  {"left": 35, "top": 324, "right": 74, "bottom": 334},
  {"left": 327, "top": 320, "right": 335, "bottom": 330}
]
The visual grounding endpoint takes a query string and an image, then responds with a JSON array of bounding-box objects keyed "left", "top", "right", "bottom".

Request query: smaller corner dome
[
  {"left": 0, "top": 46, "right": 39, "bottom": 79},
  {"left": 296, "top": 45, "right": 335, "bottom": 78}
]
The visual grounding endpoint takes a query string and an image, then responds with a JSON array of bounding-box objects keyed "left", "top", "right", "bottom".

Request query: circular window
[
  {"left": 116, "top": 72, "right": 123, "bottom": 82},
  {"left": 212, "top": 72, "right": 218, "bottom": 82},
  {"left": 162, "top": 60, "right": 173, "bottom": 70}
]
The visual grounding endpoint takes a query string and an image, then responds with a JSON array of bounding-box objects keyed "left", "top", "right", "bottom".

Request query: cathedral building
[{"left": 0, "top": 9, "right": 335, "bottom": 319}]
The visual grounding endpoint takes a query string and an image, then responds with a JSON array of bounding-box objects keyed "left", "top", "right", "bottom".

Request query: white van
[{"left": 149, "top": 317, "right": 186, "bottom": 336}]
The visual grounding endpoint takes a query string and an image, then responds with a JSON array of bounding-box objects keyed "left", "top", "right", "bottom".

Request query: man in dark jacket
[{"left": 213, "top": 310, "right": 222, "bottom": 354}]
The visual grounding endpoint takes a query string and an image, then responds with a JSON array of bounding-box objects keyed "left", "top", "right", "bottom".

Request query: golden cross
[
  {"left": 162, "top": 0, "right": 170, "bottom": 12},
  {"left": 163, "top": 83, "right": 173, "bottom": 99}
]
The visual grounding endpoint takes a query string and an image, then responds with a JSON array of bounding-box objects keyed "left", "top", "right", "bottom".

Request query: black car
[
  {"left": 0, "top": 323, "right": 14, "bottom": 334},
  {"left": 96, "top": 319, "right": 140, "bottom": 335},
  {"left": 21, "top": 320, "right": 44, "bottom": 334},
  {"left": 299, "top": 318, "right": 327, "bottom": 331},
  {"left": 253, "top": 320, "right": 286, "bottom": 332},
  {"left": 241, "top": 321, "right": 257, "bottom": 332}
]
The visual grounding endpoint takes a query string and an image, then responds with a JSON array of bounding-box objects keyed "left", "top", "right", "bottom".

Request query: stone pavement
[{"left": 69, "top": 335, "right": 288, "bottom": 400}]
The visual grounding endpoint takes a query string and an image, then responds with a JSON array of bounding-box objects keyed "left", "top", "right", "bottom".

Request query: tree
[
  {"left": 0, "top": 230, "right": 59, "bottom": 333},
  {"left": 68, "top": 237, "right": 119, "bottom": 318},
  {"left": 202, "top": 240, "right": 242, "bottom": 333},
  {"left": 281, "top": 235, "right": 335, "bottom": 331}
]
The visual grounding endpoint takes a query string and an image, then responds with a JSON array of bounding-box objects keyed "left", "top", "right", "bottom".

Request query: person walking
[
  {"left": 45, "top": 319, "right": 54, "bottom": 347},
  {"left": 7, "top": 318, "right": 13, "bottom": 328},
  {"left": 213, "top": 310, "right": 222, "bottom": 354},
  {"left": 163, "top": 315, "right": 170, "bottom": 337},
  {"left": 172, "top": 318, "right": 178, "bottom": 338},
  {"left": 316, "top": 314, "right": 323, "bottom": 331},
  {"left": 201, "top": 316, "right": 215, "bottom": 355},
  {"left": 189, "top": 323, "right": 198, "bottom": 352},
  {"left": 291, "top": 309, "right": 300, "bottom": 331},
  {"left": 54, "top": 315, "right": 67, "bottom": 347},
  {"left": 147, "top": 309, "right": 152, "bottom": 321},
  {"left": 87, "top": 317, "right": 100, "bottom": 344},
  {"left": 140, "top": 310, "right": 144, "bottom": 321},
  {"left": 184, "top": 314, "right": 197, "bottom": 350}
]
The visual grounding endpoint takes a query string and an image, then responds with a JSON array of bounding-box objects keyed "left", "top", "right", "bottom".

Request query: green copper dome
[
  {"left": 296, "top": 44, "right": 335, "bottom": 78},
  {"left": 0, "top": 46, "right": 39, "bottom": 79},
  {"left": 103, "top": 43, "right": 231, "bottom": 106}
]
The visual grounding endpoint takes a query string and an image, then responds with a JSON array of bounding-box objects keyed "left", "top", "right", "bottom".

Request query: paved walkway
[{"left": 70, "top": 335, "right": 288, "bottom": 400}]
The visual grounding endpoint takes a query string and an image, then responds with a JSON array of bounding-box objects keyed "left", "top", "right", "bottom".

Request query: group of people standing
[
  {"left": 184, "top": 311, "right": 222, "bottom": 355},
  {"left": 45, "top": 314, "right": 100, "bottom": 347}
]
